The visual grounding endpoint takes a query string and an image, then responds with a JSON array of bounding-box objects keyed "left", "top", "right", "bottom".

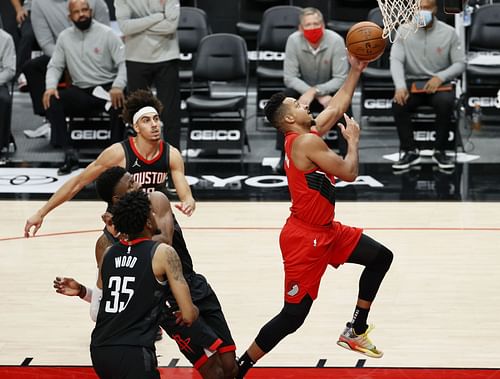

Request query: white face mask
[{"left": 418, "top": 10, "right": 434, "bottom": 27}]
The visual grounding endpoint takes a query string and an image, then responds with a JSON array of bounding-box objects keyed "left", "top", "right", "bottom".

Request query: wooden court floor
[{"left": 1, "top": 200, "right": 499, "bottom": 374}]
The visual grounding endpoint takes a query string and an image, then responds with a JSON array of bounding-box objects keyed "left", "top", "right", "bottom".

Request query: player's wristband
[{"left": 78, "top": 284, "right": 92, "bottom": 303}]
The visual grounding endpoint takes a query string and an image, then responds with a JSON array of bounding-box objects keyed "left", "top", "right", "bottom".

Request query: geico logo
[
  {"left": 414, "top": 131, "right": 454, "bottom": 141},
  {"left": 71, "top": 130, "right": 111, "bottom": 140},
  {"left": 180, "top": 53, "right": 193, "bottom": 61},
  {"left": 190, "top": 130, "right": 241, "bottom": 141},
  {"left": 247, "top": 50, "right": 285, "bottom": 61},
  {"left": 468, "top": 96, "right": 500, "bottom": 108},
  {"left": 364, "top": 98, "right": 393, "bottom": 109},
  {"left": 259, "top": 99, "right": 269, "bottom": 110}
]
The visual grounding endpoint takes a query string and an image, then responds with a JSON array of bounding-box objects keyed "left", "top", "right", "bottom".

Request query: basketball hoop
[{"left": 377, "top": 0, "right": 422, "bottom": 42}]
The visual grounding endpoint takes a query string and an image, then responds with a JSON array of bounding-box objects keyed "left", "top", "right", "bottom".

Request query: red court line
[
  {"left": 0, "top": 367, "right": 499, "bottom": 379},
  {"left": 2, "top": 226, "right": 500, "bottom": 242}
]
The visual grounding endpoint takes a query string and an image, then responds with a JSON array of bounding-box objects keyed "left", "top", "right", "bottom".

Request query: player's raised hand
[{"left": 337, "top": 113, "right": 360, "bottom": 145}]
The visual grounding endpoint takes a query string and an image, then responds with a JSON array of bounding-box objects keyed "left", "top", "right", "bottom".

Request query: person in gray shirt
[
  {"left": 0, "top": 28, "right": 16, "bottom": 157},
  {"left": 43, "top": 0, "right": 126, "bottom": 175},
  {"left": 23, "top": 0, "right": 110, "bottom": 116},
  {"left": 115, "top": 0, "right": 181, "bottom": 150},
  {"left": 277, "top": 7, "right": 349, "bottom": 165},
  {"left": 390, "top": 0, "right": 465, "bottom": 171}
]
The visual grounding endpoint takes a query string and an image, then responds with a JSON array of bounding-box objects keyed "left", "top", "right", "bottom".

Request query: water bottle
[
  {"left": 471, "top": 102, "right": 481, "bottom": 131},
  {"left": 463, "top": 5, "right": 472, "bottom": 27}
]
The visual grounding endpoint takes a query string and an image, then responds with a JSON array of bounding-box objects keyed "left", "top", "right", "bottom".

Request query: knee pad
[{"left": 371, "top": 245, "right": 393, "bottom": 273}]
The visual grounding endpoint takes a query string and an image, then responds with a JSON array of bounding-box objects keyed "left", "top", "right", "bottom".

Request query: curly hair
[
  {"left": 95, "top": 166, "right": 127, "bottom": 210},
  {"left": 264, "top": 92, "right": 287, "bottom": 128},
  {"left": 112, "top": 190, "right": 151, "bottom": 237},
  {"left": 122, "top": 89, "right": 164, "bottom": 125}
]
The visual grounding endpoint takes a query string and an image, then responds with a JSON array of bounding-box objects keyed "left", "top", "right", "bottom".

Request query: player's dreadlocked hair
[
  {"left": 122, "top": 89, "right": 164, "bottom": 125},
  {"left": 95, "top": 166, "right": 127, "bottom": 211},
  {"left": 264, "top": 92, "right": 287, "bottom": 128},
  {"left": 112, "top": 190, "right": 151, "bottom": 237}
]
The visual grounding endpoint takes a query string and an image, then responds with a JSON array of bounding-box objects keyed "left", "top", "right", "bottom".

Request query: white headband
[{"left": 132, "top": 106, "right": 158, "bottom": 125}]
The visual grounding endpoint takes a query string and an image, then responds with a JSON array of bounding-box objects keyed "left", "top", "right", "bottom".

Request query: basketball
[{"left": 346, "top": 21, "right": 387, "bottom": 62}]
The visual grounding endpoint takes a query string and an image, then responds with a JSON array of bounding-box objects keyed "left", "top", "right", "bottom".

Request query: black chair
[
  {"left": 185, "top": 34, "right": 250, "bottom": 161},
  {"left": 326, "top": 0, "right": 377, "bottom": 39},
  {"left": 236, "top": 0, "right": 292, "bottom": 50},
  {"left": 178, "top": 7, "right": 211, "bottom": 123},
  {"left": 465, "top": 4, "right": 500, "bottom": 124},
  {"left": 255, "top": 5, "right": 302, "bottom": 128},
  {"left": 359, "top": 7, "right": 395, "bottom": 127}
]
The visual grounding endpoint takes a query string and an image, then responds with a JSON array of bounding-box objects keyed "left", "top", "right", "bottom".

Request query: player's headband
[{"left": 132, "top": 106, "right": 158, "bottom": 125}]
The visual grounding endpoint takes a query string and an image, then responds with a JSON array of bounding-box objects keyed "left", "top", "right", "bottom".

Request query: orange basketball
[{"left": 346, "top": 21, "right": 387, "bottom": 62}]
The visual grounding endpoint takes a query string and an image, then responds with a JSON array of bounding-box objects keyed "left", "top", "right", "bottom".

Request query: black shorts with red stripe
[{"left": 160, "top": 278, "right": 236, "bottom": 369}]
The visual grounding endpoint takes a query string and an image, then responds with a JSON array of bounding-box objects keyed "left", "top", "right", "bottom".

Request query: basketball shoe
[{"left": 336, "top": 322, "right": 383, "bottom": 358}]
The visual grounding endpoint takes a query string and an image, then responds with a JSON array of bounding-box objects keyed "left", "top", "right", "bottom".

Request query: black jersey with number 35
[{"left": 91, "top": 239, "right": 168, "bottom": 349}]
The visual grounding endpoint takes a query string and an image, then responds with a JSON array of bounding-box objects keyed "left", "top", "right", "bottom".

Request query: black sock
[
  {"left": 351, "top": 306, "right": 369, "bottom": 335},
  {"left": 236, "top": 352, "right": 255, "bottom": 379}
]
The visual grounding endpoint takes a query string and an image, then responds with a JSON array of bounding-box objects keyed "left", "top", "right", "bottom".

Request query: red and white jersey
[{"left": 284, "top": 131, "right": 336, "bottom": 226}]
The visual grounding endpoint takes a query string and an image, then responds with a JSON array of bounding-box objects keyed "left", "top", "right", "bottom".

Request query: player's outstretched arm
[
  {"left": 313, "top": 54, "right": 368, "bottom": 136},
  {"left": 24, "top": 144, "right": 124, "bottom": 237},
  {"left": 153, "top": 244, "right": 198, "bottom": 326},
  {"left": 53, "top": 276, "right": 93, "bottom": 303},
  {"left": 169, "top": 147, "right": 196, "bottom": 217}
]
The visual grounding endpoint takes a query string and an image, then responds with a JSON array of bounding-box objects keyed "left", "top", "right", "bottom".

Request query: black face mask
[{"left": 73, "top": 17, "right": 92, "bottom": 31}]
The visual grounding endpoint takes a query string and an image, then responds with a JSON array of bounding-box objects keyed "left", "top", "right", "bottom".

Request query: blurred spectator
[
  {"left": 44, "top": 0, "right": 126, "bottom": 175},
  {"left": 23, "top": 0, "right": 110, "bottom": 117},
  {"left": 390, "top": 0, "right": 465, "bottom": 171},
  {"left": 0, "top": 28, "right": 16, "bottom": 156},
  {"left": 277, "top": 7, "right": 349, "bottom": 166},
  {"left": 9, "top": 0, "right": 35, "bottom": 91},
  {"left": 115, "top": 0, "right": 181, "bottom": 149}
]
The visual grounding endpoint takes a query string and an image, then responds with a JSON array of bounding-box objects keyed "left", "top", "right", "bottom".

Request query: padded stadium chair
[
  {"left": 326, "top": 0, "right": 377, "bottom": 39},
  {"left": 178, "top": 7, "right": 211, "bottom": 123},
  {"left": 236, "top": 0, "right": 292, "bottom": 50},
  {"left": 465, "top": 3, "right": 500, "bottom": 124},
  {"left": 185, "top": 34, "right": 250, "bottom": 161},
  {"left": 255, "top": 5, "right": 302, "bottom": 128}
]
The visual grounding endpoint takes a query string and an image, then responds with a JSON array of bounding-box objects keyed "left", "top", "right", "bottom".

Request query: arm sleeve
[
  {"left": 108, "top": 35, "right": 127, "bottom": 89},
  {"left": 435, "top": 32, "right": 466, "bottom": 82},
  {"left": 283, "top": 37, "right": 311, "bottom": 94},
  {"left": 0, "top": 34, "right": 16, "bottom": 84},
  {"left": 316, "top": 41, "right": 348, "bottom": 95},
  {"left": 90, "top": 286, "right": 103, "bottom": 322},
  {"left": 115, "top": 0, "right": 164, "bottom": 36},
  {"left": 45, "top": 38, "right": 65, "bottom": 89},
  {"left": 390, "top": 38, "right": 407, "bottom": 89}
]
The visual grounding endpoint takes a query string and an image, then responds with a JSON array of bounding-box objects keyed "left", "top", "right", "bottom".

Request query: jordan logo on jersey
[{"left": 132, "top": 159, "right": 141, "bottom": 168}]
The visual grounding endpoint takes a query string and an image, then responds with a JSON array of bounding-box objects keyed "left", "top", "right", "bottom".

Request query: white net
[{"left": 377, "top": 0, "right": 422, "bottom": 42}]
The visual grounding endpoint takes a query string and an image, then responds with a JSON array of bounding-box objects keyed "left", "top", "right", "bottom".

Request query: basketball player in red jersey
[
  {"left": 236, "top": 54, "right": 393, "bottom": 378},
  {"left": 24, "top": 89, "right": 195, "bottom": 238}
]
